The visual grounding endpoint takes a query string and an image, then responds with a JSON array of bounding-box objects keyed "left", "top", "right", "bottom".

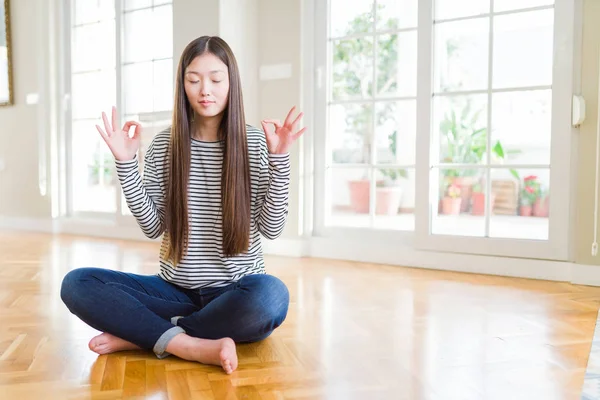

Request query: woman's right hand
[{"left": 95, "top": 106, "right": 142, "bottom": 162}]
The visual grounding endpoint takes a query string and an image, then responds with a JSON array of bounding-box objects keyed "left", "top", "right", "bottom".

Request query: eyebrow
[{"left": 185, "top": 70, "right": 226, "bottom": 75}]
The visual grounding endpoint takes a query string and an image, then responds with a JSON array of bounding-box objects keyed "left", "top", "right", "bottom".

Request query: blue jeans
[{"left": 60, "top": 268, "right": 290, "bottom": 358}]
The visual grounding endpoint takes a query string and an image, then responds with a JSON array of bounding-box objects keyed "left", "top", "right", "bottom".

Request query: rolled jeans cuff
[{"left": 153, "top": 326, "right": 185, "bottom": 359}]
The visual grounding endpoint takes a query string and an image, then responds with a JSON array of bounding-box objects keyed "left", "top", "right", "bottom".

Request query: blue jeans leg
[
  {"left": 175, "top": 274, "right": 290, "bottom": 342},
  {"left": 60, "top": 267, "right": 199, "bottom": 356}
]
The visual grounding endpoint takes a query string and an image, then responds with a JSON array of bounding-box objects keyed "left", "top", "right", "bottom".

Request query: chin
[{"left": 194, "top": 107, "right": 225, "bottom": 119}]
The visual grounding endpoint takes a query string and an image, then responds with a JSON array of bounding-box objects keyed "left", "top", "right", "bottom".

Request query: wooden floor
[{"left": 0, "top": 231, "right": 599, "bottom": 399}]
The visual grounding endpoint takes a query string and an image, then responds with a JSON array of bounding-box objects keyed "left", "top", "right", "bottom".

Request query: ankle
[{"left": 165, "top": 333, "right": 198, "bottom": 358}]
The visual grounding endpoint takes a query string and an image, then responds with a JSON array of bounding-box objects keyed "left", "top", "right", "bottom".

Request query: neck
[{"left": 191, "top": 113, "right": 222, "bottom": 142}]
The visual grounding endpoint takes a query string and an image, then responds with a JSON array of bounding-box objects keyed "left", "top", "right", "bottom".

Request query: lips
[{"left": 199, "top": 101, "right": 214, "bottom": 105}]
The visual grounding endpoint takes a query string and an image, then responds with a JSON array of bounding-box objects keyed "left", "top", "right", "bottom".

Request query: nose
[{"left": 199, "top": 81, "right": 210, "bottom": 97}]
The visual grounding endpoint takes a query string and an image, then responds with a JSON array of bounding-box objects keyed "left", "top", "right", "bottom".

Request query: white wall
[
  {"left": 0, "top": 0, "right": 54, "bottom": 220},
  {"left": 257, "top": 0, "right": 303, "bottom": 238},
  {"left": 219, "top": 0, "right": 259, "bottom": 127},
  {"left": 172, "top": 0, "right": 220, "bottom": 64}
]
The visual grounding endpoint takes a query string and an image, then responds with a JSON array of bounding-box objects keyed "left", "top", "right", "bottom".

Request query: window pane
[
  {"left": 329, "top": 168, "right": 371, "bottom": 228},
  {"left": 432, "top": 168, "right": 485, "bottom": 236},
  {"left": 123, "top": 62, "right": 153, "bottom": 114},
  {"left": 375, "top": 101, "right": 416, "bottom": 165},
  {"left": 123, "top": 8, "right": 153, "bottom": 62},
  {"left": 377, "top": 32, "right": 417, "bottom": 97},
  {"left": 153, "top": 59, "right": 174, "bottom": 112},
  {"left": 75, "top": 0, "right": 114, "bottom": 25},
  {"left": 332, "top": 37, "right": 374, "bottom": 100},
  {"left": 434, "top": 95, "right": 488, "bottom": 164},
  {"left": 434, "top": 0, "right": 489, "bottom": 20},
  {"left": 491, "top": 90, "right": 551, "bottom": 165},
  {"left": 72, "top": 120, "right": 117, "bottom": 213},
  {"left": 72, "top": 71, "right": 116, "bottom": 120},
  {"left": 152, "top": 5, "right": 173, "bottom": 60},
  {"left": 493, "top": 10, "right": 554, "bottom": 89},
  {"left": 494, "top": 0, "right": 553, "bottom": 12},
  {"left": 374, "top": 168, "right": 415, "bottom": 231},
  {"left": 72, "top": 21, "right": 115, "bottom": 72},
  {"left": 376, "top": 0, "right": 417, "bottom": 31},
  {"left": 154, "top": 0, "right": 172, "bottom": 5},
  {"left": 330, "top": 0, "right": 373, "bottom": 37},
  {"left": 124, "top": 0, "right": 151, "bottom": 11},
  {"left": 330, "top": 103, "right": 373, "bottom": 164},
  {"left": 434, "top": 19, "right": 489, "bottom": 92},
  {"left": 490, "top": 168, "right": 549, "bottom": 240}
]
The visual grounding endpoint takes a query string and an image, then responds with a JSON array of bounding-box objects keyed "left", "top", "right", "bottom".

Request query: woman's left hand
[{"left": 261, "top": 106, "right": 307, "bottom": 154}]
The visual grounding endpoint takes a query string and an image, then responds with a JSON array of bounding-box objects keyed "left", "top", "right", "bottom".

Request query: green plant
[
  {"left": 446, "top": 183, "right": 461, "bottom": 198},
  {"left": 378, "top": 130, "right": 408, "bottom": 186},
  {"left": 439, "top": 98, "right": 520, "bottom": 180},
  {"left": 332, "top": 4, "right": 401, "bottom": 168},
  {"left": 88, "top": 151, "right": 113, "bottom": 185}
]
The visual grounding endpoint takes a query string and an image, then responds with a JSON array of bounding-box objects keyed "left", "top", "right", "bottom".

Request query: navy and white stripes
[{"left": 115, "top": 125, "right": 291, "bottom": 289}]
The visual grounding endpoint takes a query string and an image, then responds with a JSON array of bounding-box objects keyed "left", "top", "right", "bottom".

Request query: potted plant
[
  {"left": 442, "top": 183, "right": 462, "bottom": 215},
  {"left": 470, "top": 180, "right": 496, "bottom": 216},
  {"left": 519, "top": 175, "right": 540, "bottom": 216},
  {"left": 347, "top": 128, "right": 408, "bottom": 215},
  {"left": 332, "top": 19, "right": 403, "bottom": 215},
  {"left": 439, "top": 99, "right": 514, "bottom": 212},
  {"left": 439, "top": 100, "right": 485, "bottom": 212},
  {"left": 533, "top": 186, "right": 549, "bottom": 217},
  {"left": 376, "top": 167, "right": 408, "bottom": 215}
]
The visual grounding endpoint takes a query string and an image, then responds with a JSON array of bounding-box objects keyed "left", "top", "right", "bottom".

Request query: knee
[
  {"left": 60, "top": 267, "right": 96, "bottom": 308},
  {"left": 243, "top": 274, "right": 290, "bottom": 327}
]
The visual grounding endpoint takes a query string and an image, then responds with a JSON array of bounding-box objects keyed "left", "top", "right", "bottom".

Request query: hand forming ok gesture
[
  {"left": 95, "top": 106, "right": 143, "bottom": 162},
  {"left": 261, "top": 106, "right": 307, "bottom": 155}
]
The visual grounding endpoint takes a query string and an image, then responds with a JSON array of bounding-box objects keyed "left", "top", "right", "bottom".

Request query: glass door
[{"left": 415, "top": 0, "right": 574, "bottom": 260}]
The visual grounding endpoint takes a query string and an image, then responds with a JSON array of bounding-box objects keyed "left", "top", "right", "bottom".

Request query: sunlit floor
[
  {"left": 0, "top": 230, "right": 596, "bottom": 399},
  {"left": 331, "top": 213, "right": 549, "bottom": 240}
]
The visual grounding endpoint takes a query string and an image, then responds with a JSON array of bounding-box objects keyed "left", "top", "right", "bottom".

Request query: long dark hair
[{"left": 164, "top": 36, "right": 251, "bottom": 265}]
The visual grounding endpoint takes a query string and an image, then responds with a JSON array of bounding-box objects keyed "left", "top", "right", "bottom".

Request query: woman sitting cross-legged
[{"left": 60, "top": 35, "right": 306, "bottom": 375}]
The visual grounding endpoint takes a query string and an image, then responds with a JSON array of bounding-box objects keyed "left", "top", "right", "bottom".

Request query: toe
[{"left": 222, "top": 359, "right": 231, "bottom": 373}]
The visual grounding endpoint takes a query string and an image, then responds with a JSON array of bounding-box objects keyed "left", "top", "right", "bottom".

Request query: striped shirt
[{"left": 114, "top": 125, "right": 291, "bottom": 289}]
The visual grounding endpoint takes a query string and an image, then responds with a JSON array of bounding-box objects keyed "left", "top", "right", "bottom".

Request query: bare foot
[
  {"left": 166, "top": 335, "right": 238, "bottom": 374},
  {"left": 217, "top": 338, "right": 238, "bottom": 374},
  {"left": 88, "top": 332, "right": 142, "bottom": 355}
]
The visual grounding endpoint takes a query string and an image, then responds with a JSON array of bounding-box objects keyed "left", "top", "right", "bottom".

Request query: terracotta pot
[
  {"left": 442, "top": 197, "right": 462, "bottom": 215},
  {"left": 533, "top": 196, "right": 549, "bottom": 217},
  {"left": 453, "top": 176, "right": 475, "bottom": 212},
  {"left": 520, "top": 205, "right": 533, "bottom": 216},
  {"left": 348, "top": 180, "right": 370, "bottom": 214},
  {"left": 347, "top": 180, "right": 385, "bottom": 214},
  {"left": 471, "top": 192, "right": 496, "bottom": 216},
  {"left": 375, "top": 186, "right": 403, "bottom": 215}
]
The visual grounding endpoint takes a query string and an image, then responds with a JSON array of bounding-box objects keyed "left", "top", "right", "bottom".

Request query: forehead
[{"left": 185, "top": 53, "right": 228, "bottom": 75}]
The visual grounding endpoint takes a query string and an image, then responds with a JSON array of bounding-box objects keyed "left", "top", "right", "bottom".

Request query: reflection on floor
[{"left": 582, "top": 310, "right": 600, "bottom": 400}]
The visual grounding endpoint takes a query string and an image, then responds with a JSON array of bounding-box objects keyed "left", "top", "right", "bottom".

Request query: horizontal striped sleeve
[
  {"left": 115, "top": 140, "right": 166, "bottom": 240},
  {"left": 255, "top": 141, "right": 291, "bottom": 239}
]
